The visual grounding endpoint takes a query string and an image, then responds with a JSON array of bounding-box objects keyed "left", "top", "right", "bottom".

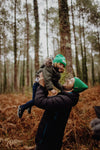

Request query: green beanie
[
  {"left": 73, "top": 77, "right": 88, "bottom": 93},
  {"left": 53, "top": 54, "right": 66, "bottom": 67}
]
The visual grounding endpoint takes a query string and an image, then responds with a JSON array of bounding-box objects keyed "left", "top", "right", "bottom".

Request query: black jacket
[{"left": 34, "top": 86, "right": 79, "bottom": 150}]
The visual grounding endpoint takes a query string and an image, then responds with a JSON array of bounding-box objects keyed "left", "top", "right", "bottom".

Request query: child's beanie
[
  {"left": 73, "top": 77, "right": 88, "bottom": 93},
  {"left": 53, "top": 54, "right": 66, "bottom": 67}
]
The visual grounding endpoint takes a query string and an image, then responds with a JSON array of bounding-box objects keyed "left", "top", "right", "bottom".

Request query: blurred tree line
[{"left": 0, "top": 0, "right": 100, "bottom": 93}]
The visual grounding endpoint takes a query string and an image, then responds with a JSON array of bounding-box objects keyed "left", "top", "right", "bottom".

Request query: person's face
[
  {"left": 63, "top": 78, "right": 75, "bottom": 90},
  {"left": 57, "top": 63, "right": 65, "bottom": 73}
]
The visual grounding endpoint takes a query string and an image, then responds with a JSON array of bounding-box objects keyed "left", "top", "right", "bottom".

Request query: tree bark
[
  {"left": 82, "top": 15, "right": 88, "bottom": 83},
  {"left": 91, "top": 47, "right": 95, "bottom": 85},
  {"left": 14, "top": 0, "right": 17, "bottom": 91},
  {"left": 58, "top": 0, "right": 73, "bottom": 77},
  {"left": 34, "top": 0, "right": 39, "bottom": 73},
  {"left": 79, "top": 6, "right": 84, "bottom": 80},
  {"left": 46, "top": 0, "right": 49, "bottom": 57},
  {"left": 26, "top": 0, "right": 29, "bottom": 86},
  {"left": 0, "top": 28, "right": 2, "bottom": 93},
  {"left": 71, "top": 0, "right": 81, "bottom": 78}
]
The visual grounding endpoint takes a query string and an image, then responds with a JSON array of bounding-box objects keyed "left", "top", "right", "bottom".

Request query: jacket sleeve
[
  {"left": 53, "top": 81, "right": 63, "bottom": 91},
  {"left": 34, "top": 85, "right": 73, "bottom": 112},
  {"left": 42, "top": 66, "right": 54, "bottom": 90}
]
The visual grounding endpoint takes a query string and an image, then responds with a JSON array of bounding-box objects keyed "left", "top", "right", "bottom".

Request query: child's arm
[
  {"left": 42, "top": 66, "right": 54, "bottom": 91},
  {"left": 53, "top": 82, "right": 63, "bottom": 91}
]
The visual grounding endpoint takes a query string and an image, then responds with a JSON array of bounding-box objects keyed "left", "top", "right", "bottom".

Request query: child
[{"left": 17, "top": 54, "right": 67, "bottom": 118}]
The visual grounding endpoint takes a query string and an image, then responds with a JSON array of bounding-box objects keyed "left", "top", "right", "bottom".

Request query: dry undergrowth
[{"left": 0, "top": 85, "right": 100, "bottom": 150}]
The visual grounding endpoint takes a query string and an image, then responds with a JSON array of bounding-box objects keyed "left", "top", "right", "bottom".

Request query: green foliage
[{"left": 60, "top": 71, "right": 67, "bottom": 85}]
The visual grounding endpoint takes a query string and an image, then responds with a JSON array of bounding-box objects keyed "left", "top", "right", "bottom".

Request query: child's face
[
  {"left": 63, "top": 78, "right": 75, "bottom": 90},
  {"left": 57, "top": 63, "right": 65, "bottom": 73}
]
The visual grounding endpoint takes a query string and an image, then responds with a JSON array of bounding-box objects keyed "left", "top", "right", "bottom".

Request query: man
[{"left": 34, "top": 73, "right": 88, "bottom": 150}]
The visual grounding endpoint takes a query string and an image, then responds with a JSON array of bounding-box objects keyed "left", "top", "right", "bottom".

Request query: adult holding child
[
  {"left": 18, "top": 54, "right": 67, "bottom": 118},
  {"left": 33, "top": 72, "right": 88, "bottom": 150}
]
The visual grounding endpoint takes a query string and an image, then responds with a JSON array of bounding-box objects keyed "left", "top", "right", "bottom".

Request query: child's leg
[
  {"left": 17, "top": 82, "right": 39, "bottom": 118},
  {"left": 20, "top": 82, "right": 39, "bottom": 109},
  {"left": 32, "top": 82, "right": 39, "bottom": 100},
  {"left": 27, "top": 82, "right": 39, "bottom": 113}
]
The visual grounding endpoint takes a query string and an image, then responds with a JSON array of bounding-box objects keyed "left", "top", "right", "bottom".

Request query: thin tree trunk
[
  {"left": 3, "top": 29, "right": 7, "bottom": 92},
  {"left": 14, "top": 0, "right": 17, "bottom": 91},
  {"left": 82, "top": 15, "right": 88, "bottom": 83},
  {"left": 91, "top": 47, "right": 95, "bottom": 85},
  {"left": 22, "top": 42, "right": 26, "bottom": 93},
  {"left": 79, "top": 6, "right": 84, "bottom": 80},
  {"left": 58, "top": 0, "right": 73, "bottom": 77},
  {"left": 71, "top": 0, "right": 81, "bottom": 78},
  {"left": 26, "top": 0, "right": 29, "bottom": 86},
  {"left": 97, "top": 26, "right": 100, "bottom": 83},
  {"left": 34, "top": 0, "right": 39, "bottom": 72},
  {"left": 31, "top": 58, "right": 33, "bottom": 87},
  {"left": 46, "top": 0, "right": 49, "bottom": 57},
  {"left": 51, "top": 25, "right": 55, "bottom": 56},
  {"left": 0, "top": 29, "right": 2, "bottom": 93}
]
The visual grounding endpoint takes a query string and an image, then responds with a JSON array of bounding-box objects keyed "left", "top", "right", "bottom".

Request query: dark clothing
[
  {"left": 90, "top": 106, "right": 100, "bottom": 140},
  {"left": 34, "top": 86, "right": 79, "bottom": 150},
  {"left": 21, "top": 82, "right": 39, "bottom": 110},
  {"left": 94, "top": 106, "right": 100, "bottom": 119},
  {"left": 20, "top": 64, "right": 63, "bottom": 113},
  {"left": 37, "top": 65, "right": 63, "bottom": 91}
]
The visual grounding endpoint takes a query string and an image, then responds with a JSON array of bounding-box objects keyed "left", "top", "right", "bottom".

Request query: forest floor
[{"left": 0, "top": 85, "right": 100, "bottom": 150}]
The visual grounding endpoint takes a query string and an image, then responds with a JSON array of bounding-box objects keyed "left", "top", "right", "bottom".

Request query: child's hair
[{"left": 44, "top": 58, "right": 52, "bottom": 66}]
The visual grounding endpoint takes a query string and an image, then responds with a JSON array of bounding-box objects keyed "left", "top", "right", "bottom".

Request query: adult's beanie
[{"left": 73, "top": 77, "right": 88, "bottom": 93}]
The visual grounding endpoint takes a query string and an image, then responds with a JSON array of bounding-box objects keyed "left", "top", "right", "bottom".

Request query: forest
[
  {"left": 0, "top": 0, "right": 100, "bottom": 93},
  {"left": 0, "top": 0, "right": 100, "bottom": 150}
]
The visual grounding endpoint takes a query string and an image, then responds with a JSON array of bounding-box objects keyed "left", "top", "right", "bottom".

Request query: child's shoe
[
  {"left": 17, "top": 106, "right": 24, "bottom": 118},
  {"left": 27, "top": 107, "right": 31, "bottom": 114}
]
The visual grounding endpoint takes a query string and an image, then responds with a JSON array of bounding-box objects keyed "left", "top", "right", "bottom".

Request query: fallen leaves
[{"left": 0, "top": 85, "right": 100, "bottom": 149}]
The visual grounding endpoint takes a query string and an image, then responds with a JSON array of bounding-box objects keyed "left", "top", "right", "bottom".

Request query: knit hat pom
[{"left": 73, "top": 77, "right": 88, "bottom": 93}]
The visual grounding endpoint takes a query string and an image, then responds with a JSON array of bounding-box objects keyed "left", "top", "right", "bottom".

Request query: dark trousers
[{"left": 21, "top": 82, "right": 39, "bottom": 110}]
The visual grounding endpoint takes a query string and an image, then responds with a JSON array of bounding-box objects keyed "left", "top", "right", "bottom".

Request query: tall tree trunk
[
  {"left": 91, "top": 47, "right": 95, "bottom": 85},
  {"left": 46, "top": 0, "right": 49, "bottom": 57},
  {"left": 34, "top": 0, "right": 39, "bottom": 72},
  {"left": 3, "top": 29, "right": 7, "bottom": 92},
  {"left": 82, "top": 15, "right": 88, "bottom": 84},
  {"left": 51, "top": 25, "right": 55, "bottom": 56},
  {"left": 71, "top": 0, "right": 81, "bottom": 78},
  {"left": 14, "top": 0, "right": 17, "bottom": 91},
  {"left": 58, "top": 0, "right": 73, "bottom": 77},
  {"left": 31, "top": 58, "right": 33, "bottom": 87},
  {"left": 22, "top": 42, "right": 26, "bottom": 93},
  {"left": 97, "top": 26, "right": 100, "bottom": 83},
  {"left": 0, "top": 29, "right": 2, "bottom": 93},
  {"left": 26, "top": 0, "right": 29, "bottom": 86},
  {"left": 79, "top": 6, "right": 84, "bottom": 80}
]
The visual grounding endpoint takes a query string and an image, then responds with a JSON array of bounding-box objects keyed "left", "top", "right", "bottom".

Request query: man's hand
[
  {"left": 50, "top": 89, "right": 57, "bottom": 95},
  {"left": 48, "top": 89, "right": 57, "bottom": 96},
  {"left": 39, "top": 72, "right": 45, "bottom": 87}
]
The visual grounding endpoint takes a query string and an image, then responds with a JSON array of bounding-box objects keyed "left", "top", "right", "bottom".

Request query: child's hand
[
  {"left": 50, "top": 89, "right": 57, "bottom": 95},
  {"left": 39, "top": 72, "right": 45, "bottom": 87}
]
